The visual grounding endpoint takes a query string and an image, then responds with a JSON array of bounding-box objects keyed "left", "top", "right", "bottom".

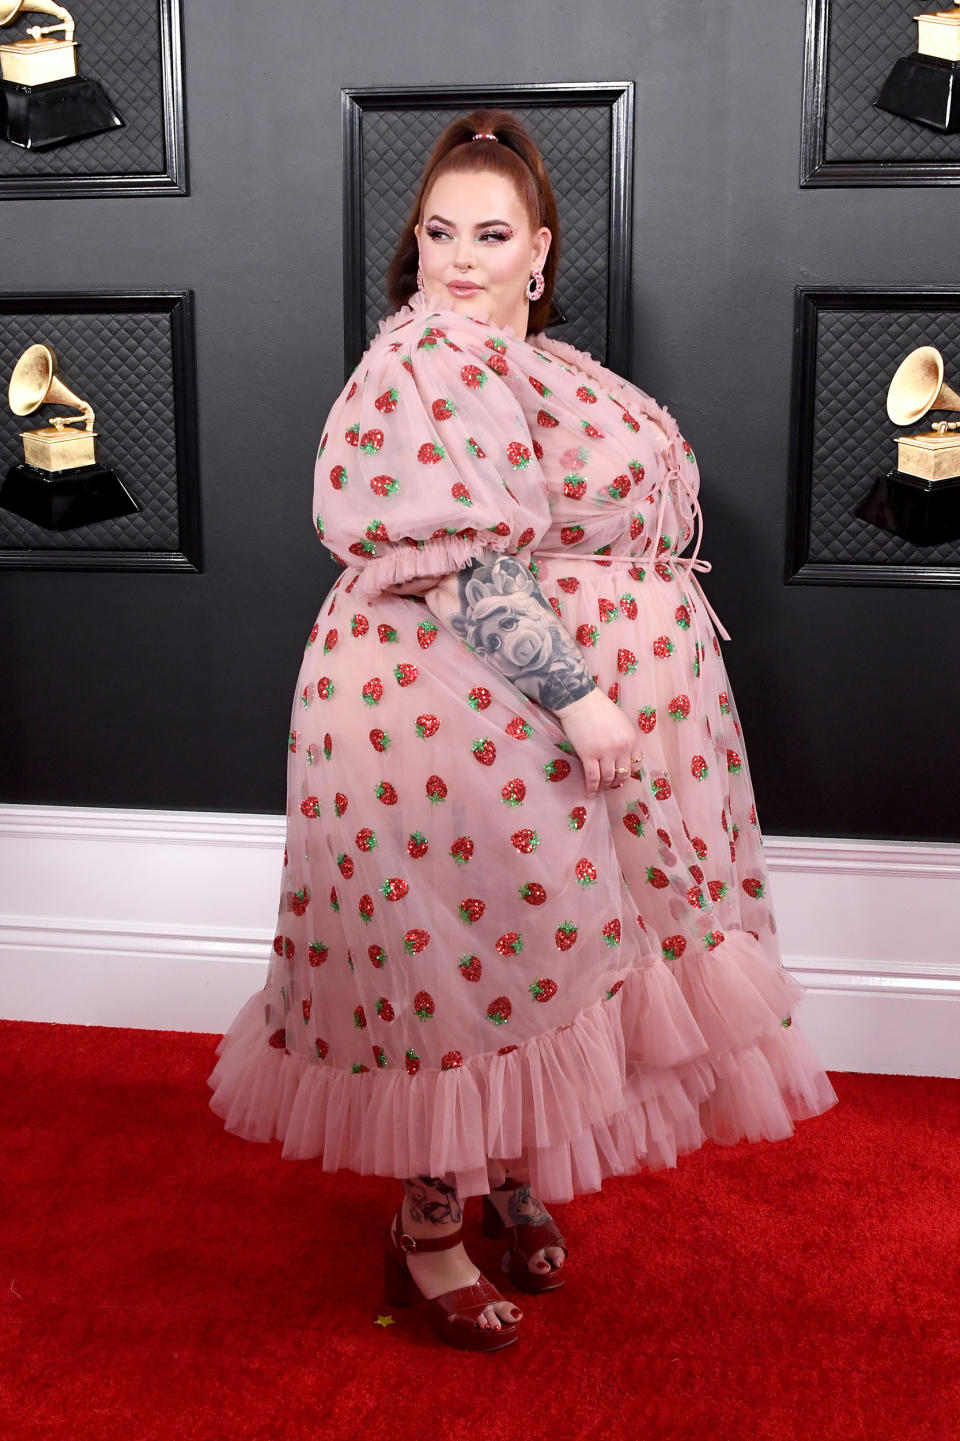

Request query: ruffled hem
[
  {"left": 349, "top": 528, "right": 513, "bottom": 601},
  {"left": 207, "top": 930, "right": 839, "bottom": 1204}
]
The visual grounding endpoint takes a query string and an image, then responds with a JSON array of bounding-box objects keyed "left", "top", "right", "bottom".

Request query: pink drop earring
[
  {"left": 527, "top": 269, "right": 545, "bottom": 302},
  {"left": 417, "top": 263, "right": 425, "bottom": 293}
]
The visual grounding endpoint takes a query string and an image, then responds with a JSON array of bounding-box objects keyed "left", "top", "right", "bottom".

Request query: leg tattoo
[
  {"left": 505, "top": 1183, "right": 550, "bottom": 1229},
  {"left": 402, "top": 1174, "right": 463, "bottom": 1226}
]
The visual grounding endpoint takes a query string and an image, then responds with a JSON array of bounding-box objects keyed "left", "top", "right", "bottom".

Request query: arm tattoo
[{"left": 445, "top": 551, "right": 596, "bottom": 713}]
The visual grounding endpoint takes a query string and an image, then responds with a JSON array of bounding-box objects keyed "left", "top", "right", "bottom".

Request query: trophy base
[
  {"left": 0, "top": 462, "right": 139, "bottom": 530},
  {"left": 0, "top": 74, "right": 124, "bottom": 151},
  {"left": 874, "top": 52, "right": 960, "bottom": 133},
  {"left": 856, "top": 468, "right": 960, "bottom": 546}
]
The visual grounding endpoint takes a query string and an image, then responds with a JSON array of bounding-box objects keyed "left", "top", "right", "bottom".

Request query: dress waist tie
[{"left": 532, "top": 550, "right": 731, "bottom": 643}]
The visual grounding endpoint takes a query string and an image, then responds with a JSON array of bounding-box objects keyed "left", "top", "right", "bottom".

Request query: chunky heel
[
  {"left": 382, "top": 1228, "right": 417, "bottom": 1307},
  {"left": 481, "top": 1192, "right": 505, "bottom": 1239},
  {"left": 380, "top": 1205, "right": 521, "bottom": 1351},
  {"left": 480, "top": 1185, "right": 570, "bottom": 1295}
]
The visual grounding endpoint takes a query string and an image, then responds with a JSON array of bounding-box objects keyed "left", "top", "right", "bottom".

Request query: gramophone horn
[
  {"left": 0, "top": 3, "right": 25, "bottom": 25},
  {"left": 8, "top": 342, "right": 94, "bottom": 429},
  {"left": 887, "top": 345, "right": 960, "bottom": 427}
]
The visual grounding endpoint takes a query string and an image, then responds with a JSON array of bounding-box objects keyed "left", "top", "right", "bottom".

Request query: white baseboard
[{"left": 1, "top": 804, "right": 958, "bottom": 1078}]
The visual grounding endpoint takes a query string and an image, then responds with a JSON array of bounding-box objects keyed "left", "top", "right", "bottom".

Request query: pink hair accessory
[{"left": 472, "top": 131, "right": 498, "bottom": 141}]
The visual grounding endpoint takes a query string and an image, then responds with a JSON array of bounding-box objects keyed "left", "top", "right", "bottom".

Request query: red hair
[{"left": 385, "top": 108, "right": 561, "bottom": 335}]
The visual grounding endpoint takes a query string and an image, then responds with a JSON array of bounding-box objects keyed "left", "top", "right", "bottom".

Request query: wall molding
[{"left": 2, "top": 804, "right": 957, "bottom": 1077}]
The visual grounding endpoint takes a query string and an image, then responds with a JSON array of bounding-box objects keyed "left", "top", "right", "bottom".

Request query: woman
[{"left": 207, "top": 109, "right": 839, "bottom": 1353}]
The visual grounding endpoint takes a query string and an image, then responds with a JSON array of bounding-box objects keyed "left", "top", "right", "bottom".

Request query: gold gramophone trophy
[
  {"left": 856, "top": 345, "right": 960, "bottom": 544},
  {"left": 0, "top": 343, "right": 138, "bottom": 528},
  {"left": 875, "top": 2, "right": 960, "bottom": 132},
  {"left": 0, "top": 1, "right": 123, "bottom": 150}
]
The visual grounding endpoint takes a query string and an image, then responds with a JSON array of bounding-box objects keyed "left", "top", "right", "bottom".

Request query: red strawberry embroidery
[
  {"left": 404, "top": 1048, "right": 420, "bottom": 1075},
  {"left": 375, "top": 780, "right": 398, "bottom": 805},
  {"left": 432, "top": 397, "right": 455, "bottom": 421},
  {"left": 486, "top": 352, "right": 509, "bottom": 376},
  {"left": 415, "top": 713, "right": 440, "bottom": 739},
  {"left": 441, "top": 1050, "right": 462, "bottom": 1070},
  {"left": 529, "top": 376, "right": 550, "bottom": 397},
  {"left": 377, "top": 623, "right": 398, "bottom": 644},
  {"left": 486, "top": 996, "right": 511, "bottom": 1025},
  {"left": 742, "top": 877, "right": 765, "bottom": 899},
  {"left": 414, "top": 990, "right": 435, "bottom": 1019},
  {"left": 505, "top": 716, "right": 533, "bottom": 740},
  {"left": 376, "top": 996, "right": 395, "bottom": 1022},
  {"left": 317, "top": 676, "right": 335, "bottom": 700},
  {"left": 450, "top": 480, "right": 473, "bottom": 505},
  {"left": 537, "top": 409, "right": 559, "bottom": 428},
  {"left": 425, "top": 774, "right": 447, "bottom": 804},
  {"left": 375, "top": 387, "right": 398, "bottom": 413},
  {"left": 617, "top": 648, "right": 637, "bottom": 675},
  {"left": 519, "top": 882, "right": 547, "bottom": 906},
  {"left": 394, "top": 662, "right": 418, "bottom": 687},
  {"left": 407, "top": 831, "right": 428, "bottom": 859},
  {"left": 661, "top": 934, "right": 686, "bottom": 959},
  {"left": 404, "top": 929, "right": 430, "bottom": 954},
  {"left": 323, "top": 628, "right": 338, "bottom": 653},
  {"left": 529, "top": 977, "right": 557, "bottom": 1002},
  {"left": 622, "top": 812, "right": 644, "bottom": 837},
  {"left": 360, "top": 428, "right": 384, "bottom": 455},
  {"left": 336, "top": 852, "right": 354, "bottom": 879},
  {"left": 691, "top": 755, "right": 709, "bottom": 781},
  {"left": 362, "top": 677, "right": 383, "bottom": 706},
  {"left": 544, "top": 758, "right": 571, "bottom": 783},
  {"left": 568, "top": 805, "right": 586, "bottom": 830},
  {"left": 418, "top": 442, "right": 444, "bottom": 464},
  {"left": 501, "top": 778, "right": 525, "bottom": 807},
  {"left": 576, "top": 624, "right": 599, "bottom": 647},
  {"left": 379, "top": 877, "right": 409, "bottom": 902},
  {"left": 675, "top": 604, "right": 691, "bottom": 630},
  {"left": 369, "top": 474, "right": 399, "bottom": 497},
  {"left": 651, "top": 775, "right": 671, "bottom": 800},
  {"left": 461, "top": 364, "right": 485, "bottom": 389},
  {"left": 669, "top": 694, "right": 691, "bottom": 721},
  {"left": 449, "top": 836, "right": 474, "bottom": 865},
  {"left": 308, "top": 940, "right": 329, "bottom": 966},
  {"left": 300, "top": 796, "right": 321, "bottom": 819},
  {"left": 557, "top": 577, "right": 579, "bottom": 594},
  {"left": 330, "top": 465, "right": 347, "bottom": 490},
  {"left": 602, "top": 919, "right": 621, "bottom": 947},
  {"left": 416, "top": 620, "right": 438, "bottom": 649},
  {"left": 350, "top": 613, "right": 369, "bottom": 638},
  {"left": 353, "top": 1004, "right": 367, "bottom": 1029},
  {"left": 369, "top": 727, "right": 390, "bottom": 752},
  {"left": 653, "top": 636, "right": 674, "bottom": 659},
  {"left": 554, "top": 921, "right": 578, "bottom": 951},
  {"left": 458, "top": 897, "right": 486, "bottom": 924},
  {"left": 576, "top": 385, "right": 597, "bottom": 403},
  {"left": 355, "top": 827, "right": 377, "bottom": 851},
  {"left": 291, "top": 886, "right": 310, "bottom": 916},
  {"left": 620, "top": 593, "right": 638, "bottom": 619},
  {"left": 511, "top": 828, "right": 540, "bottom": 853},
  {"left": 472, "top": 737, "right": 496, "bottom": 766},
  {"left": 459, "top": 954, "right": 482, "bottom": 982},
  {"left": 727, "top": 749, "right": 743, "bottom": 774},
  {"left": 368, "top": 944, "right": 386, "bottom": 968},
  {"left": 315, "top": 1037, "right": 329, "bottom": 1059},
  {"left": 708, "top": 879, "right": 728, "bottom": 902},
  {"left": 467, "top": 686, "right": 492, "bottom": 711},
  {"left": 507, "top": 441, "right": 531, "bottom": 469},
  {"left": 646, "top": 867, "right": 669, "bottom": 888},
  {"left": 358, "top": 893, "right": 375, "bottom": 923},
  {"left": 598, "top": 598, "right": 617, "bottom": 623},
  {"left": 561, "top": 525, "right": 585, "bottom": 545},
  {"left": 575, "top": 858, "right": 597, "bottom": 888},
  {"left": 496, "top": 932, "right": 524, "bottom": 956}
]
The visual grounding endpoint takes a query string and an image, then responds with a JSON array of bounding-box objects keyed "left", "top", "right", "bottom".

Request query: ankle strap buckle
[{"left": 398, "top": 1230, "right": 418, "bottom": 1254}]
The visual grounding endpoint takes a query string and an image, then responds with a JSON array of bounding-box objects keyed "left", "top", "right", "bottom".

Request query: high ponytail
[{"left": 385, "top": 109, "right": 561, "bottom": 335}]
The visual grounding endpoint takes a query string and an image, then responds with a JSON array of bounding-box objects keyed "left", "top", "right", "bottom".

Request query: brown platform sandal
[
  {"left": 381, "top": 1205, "right": 522, "bottom": 1352},
  {"left": 480, "top": 1180, "right": 569, "bottom": 1294}
]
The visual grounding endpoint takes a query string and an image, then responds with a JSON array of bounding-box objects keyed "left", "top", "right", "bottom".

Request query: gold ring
[{"left": 614, "top": 765, "right": 629, "bottom": 775}]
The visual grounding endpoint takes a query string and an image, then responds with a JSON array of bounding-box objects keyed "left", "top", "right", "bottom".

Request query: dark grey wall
[{"left": 1, "top": 1, "right": 956, "bottom": 839}]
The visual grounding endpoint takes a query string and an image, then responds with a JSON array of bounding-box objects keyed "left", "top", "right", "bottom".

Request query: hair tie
[{"left": 472, "top": 131, "right": 498, "bottom": 141}]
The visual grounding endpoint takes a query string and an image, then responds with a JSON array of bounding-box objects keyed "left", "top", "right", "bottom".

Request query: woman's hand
[{"left": 555, "top": 687, "right": 642, "bottom": 797}]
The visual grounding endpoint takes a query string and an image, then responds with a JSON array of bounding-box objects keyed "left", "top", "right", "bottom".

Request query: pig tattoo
[{"left": 449, "top": 553, "right": 596, "bottom": 712}]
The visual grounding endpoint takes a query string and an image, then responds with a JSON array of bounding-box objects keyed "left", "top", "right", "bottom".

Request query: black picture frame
[
  {"left": 341, "top": 82, "right": 634, "bottom": 377},
  {"left": 786, "top": 286, "right": 960, "bottom": 588},
  {"left": 0, "top": 289, "right": 201, "bottom": 571},
  {"left": 0, "top": 0, "right": 187, "bottom": 198},
  {"left": 801, "top": 0, "right": 960, "bottom": 187}
]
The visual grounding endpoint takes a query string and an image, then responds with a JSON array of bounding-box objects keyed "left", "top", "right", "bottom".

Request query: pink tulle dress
[{"left": 206, "top": 289, "right": 839, "bottom": 1204}]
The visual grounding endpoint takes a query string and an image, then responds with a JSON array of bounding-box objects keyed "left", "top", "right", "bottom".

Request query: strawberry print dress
[{"left": 207, "top": 288, "right": 838, "bottom": 1204}]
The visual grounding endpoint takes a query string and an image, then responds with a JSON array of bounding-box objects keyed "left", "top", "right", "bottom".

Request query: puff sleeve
[{"left": 312, "top": 305, "right": 553, "bottom": 601}]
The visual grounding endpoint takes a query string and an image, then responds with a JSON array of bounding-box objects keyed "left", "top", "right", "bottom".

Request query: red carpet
[{"left": 1, "top": 1018, "right": 957, "bottom": 1441}]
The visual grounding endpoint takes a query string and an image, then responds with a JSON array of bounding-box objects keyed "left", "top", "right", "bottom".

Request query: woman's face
[{"left": 414, "top": 168, "right": 551, "bottom": 335}]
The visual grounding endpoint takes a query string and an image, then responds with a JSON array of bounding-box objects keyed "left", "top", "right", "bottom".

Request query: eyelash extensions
[{"left": 425, "top": 226, "right": 514, "bottom": 244}]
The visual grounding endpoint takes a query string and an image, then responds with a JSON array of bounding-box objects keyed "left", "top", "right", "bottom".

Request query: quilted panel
[
  {"left": 821, "top": 0, "right": 960, "bottom": 163},
  {"left": 807, "top": 306, "right": 960, "bottom": 566},
  {"left": 0, "top": 306, "right": 183, "bottom": 552},
  {"left": 360, "top": 103, "right": 613, "bottom": 360},
  {"left": 0, "top": 0, "right": 169, "bottom": 178}
]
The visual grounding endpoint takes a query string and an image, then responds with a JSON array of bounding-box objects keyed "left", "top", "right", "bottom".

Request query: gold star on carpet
[{"left": 374, "top": 1313, "right": 395, "bottom": 1327}]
